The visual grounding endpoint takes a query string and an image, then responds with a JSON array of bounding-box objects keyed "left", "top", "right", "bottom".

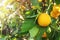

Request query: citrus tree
[{"left": 0, "top": 0, "right": 60, "bottom": 40}]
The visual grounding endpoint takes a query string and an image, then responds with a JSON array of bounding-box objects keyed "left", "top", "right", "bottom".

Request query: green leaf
[
  {"left": 30, "top": 0, "right": 39, "bottom": 6},
  {"left": 34, "top": 24, "right": 49, "bottom": 40},
  {"left": 28, "top": 37, "right": 34, "bottom": 40},
  {"left": 29, "top": 27, "right": 39, "bottom": 37},
  {"left": 35, "top": 31, "right": 42, "bottom": 40},
  {"left": 58, "top": 25, "right": 60, "bottom": 30},
  {"left": 0, "top": 36, "right": 8, "bottom": 40},
  {"left": 54, "top": 32, "right": 60, "bottom": 40},
  {"left": 25, "top": 10, "right": 37, "bottom": 18},
  {"left": 47, "top": 27, "right": 51, "bottom": 33},
  {"left": 50, "top": 22, "right": 58, "bottom": 31},
  {"left": 55, "top": 0, "right": 60, "bottom": 4},
  {"left": 25, "top": 10, "right": 32, "bottom": 15},
  {"left": 21, "top": 18, "right": 35, "bottom": 33}
]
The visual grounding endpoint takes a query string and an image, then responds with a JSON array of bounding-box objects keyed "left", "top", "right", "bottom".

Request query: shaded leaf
[
  {"left": 28, "top": 37, "right": 34, "bottom": 40},
  {"left": 55, "top": 0, "right": 60, "bottom": 4},
  {"left": 21, "top": 18, "right": 35, "bottom": 33},
  {"left": 29, "top": 27, "right": 39, "bottom": 37}
]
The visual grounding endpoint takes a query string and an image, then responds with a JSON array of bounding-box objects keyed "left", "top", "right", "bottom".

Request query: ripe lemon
[{"left": 38, "top": 13, "right": 51, "bottom": 27}]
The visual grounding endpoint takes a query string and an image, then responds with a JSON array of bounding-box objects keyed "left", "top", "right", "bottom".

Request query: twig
[
  {"left": 8, "top": 6, "right": 24, "bottom": 20},
  {"left": 46, "top": 3, "right": 53, "bottom": 13}
]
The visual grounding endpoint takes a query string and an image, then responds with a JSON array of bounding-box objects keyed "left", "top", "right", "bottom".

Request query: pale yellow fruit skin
[{"left": 38, "top": 13, "right": 51, "bottom": 27}]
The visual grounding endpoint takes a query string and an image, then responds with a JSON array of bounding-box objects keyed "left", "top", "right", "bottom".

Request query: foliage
[{"left": 0, "top": 0, "right": 60, "bottom": 40}]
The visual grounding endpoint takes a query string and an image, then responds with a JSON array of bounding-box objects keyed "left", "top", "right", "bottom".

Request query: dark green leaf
[
  {"left": 25, "top": 9, "right": 37, "bottom": 19},
  {"left": 55, "top": 0, "right": 60, "bottom": 4},
  {"left": 35, "top": 31, "right": 42, "bottom": 40},
  {"left": 21, "top": 18, "right": 35, "bottom": 33},
  {"left": 35, "top": 25, "right": 49, "bottom": 40}
]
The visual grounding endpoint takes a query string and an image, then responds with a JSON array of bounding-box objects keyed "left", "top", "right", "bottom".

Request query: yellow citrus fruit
[
  {"left": 50, "top": 11, "right": 60, "bottom": 19},
  {"left": 38, "top": 13, "right": 51, "bottom": 27},
  {"left": 42, "top": 32, "right": 47, "bottom": 38},
  {"left": 50, "top": 5, "right": 60, "bottom": 19}
]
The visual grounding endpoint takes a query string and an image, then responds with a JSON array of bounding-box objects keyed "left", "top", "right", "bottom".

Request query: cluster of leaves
[
  {"left": 20, "top": 0, "right": 60, "bottom": 40},
  {"left": 0, "top": 0, "right": 60, "bottom": 40}
]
